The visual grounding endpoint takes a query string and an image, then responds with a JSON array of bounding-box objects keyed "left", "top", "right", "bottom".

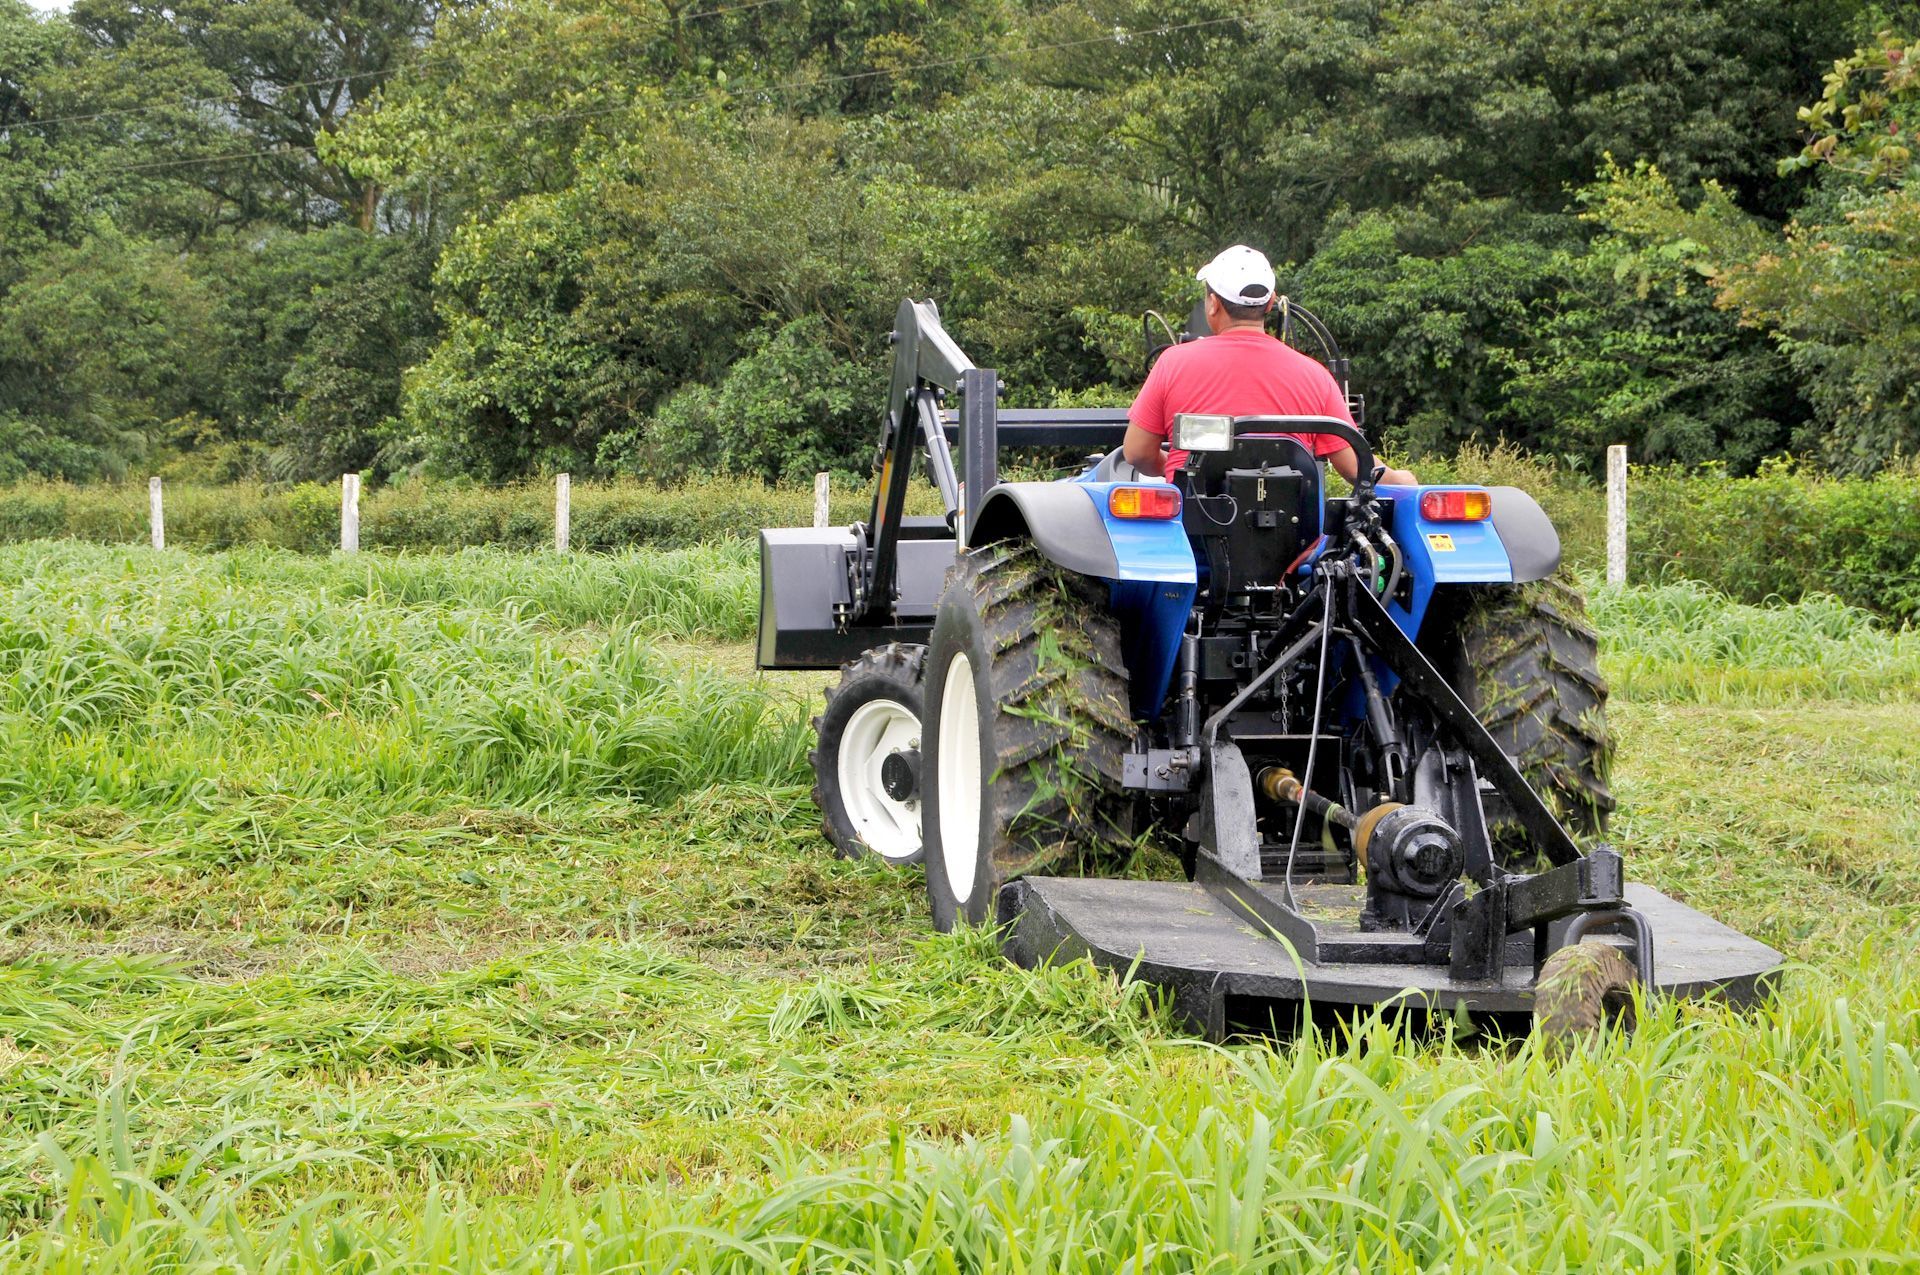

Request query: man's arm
[
  {"left": 1314, "top": 370, "right": 1415, "bottom": 485},
  {"left": 1123, "top": 425, "right": 1167, "bottom": 478},
  {"left": 1124, "top": 352, "right": 1172, "bottom": 477},
  {"left": 1323, "top": 446, "right": 1418, "bottom": 487}
]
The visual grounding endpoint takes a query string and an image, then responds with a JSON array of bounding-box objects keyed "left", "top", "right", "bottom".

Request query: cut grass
[{"left": 0, "top": 541, "right": 1916, "bottom": 1270}]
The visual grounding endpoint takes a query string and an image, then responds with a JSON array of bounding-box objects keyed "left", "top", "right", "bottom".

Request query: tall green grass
[
  {"left": 8, "top": 965, "right": 1918, "bottom": 1270},
  {"left": 0, "top": 476, "right": 936, "bottom": 554},
  {"left": 0, "top": 537, "right": 759, "bottom": 636},
  {"left": 0, "top": 542, "right": 791, "bottom": 816},
  {"left": 1591, "top": 579, "right": 1920, "bottom": 702}
]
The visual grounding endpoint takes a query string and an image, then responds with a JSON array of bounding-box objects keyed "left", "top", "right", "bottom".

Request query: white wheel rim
[
  {"left": 836, "top": 698, "right": 922, "bottom": 862},
  {"left": 937, "top": 652, "right": 982, "bottom": 904}
]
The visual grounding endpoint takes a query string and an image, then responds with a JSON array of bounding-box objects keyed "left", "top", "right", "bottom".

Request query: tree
[
  {"left": 0, "top": 222, "right": 219, "bottom": 479},
  {"left": 1501, "top": 161, "right": 1803, "bottom": 471},
  {"left": 0, "top": 0, "right": 1892, "bottom": 482},
  {"left": 62, "top": 0, "right": 444, "bottom": 233},
  {"left": 1583, "top": 31, "right": 1920, "bottom": 472},
  {"left": 221, "top": 226, "right": 437, "bottom": 479}
]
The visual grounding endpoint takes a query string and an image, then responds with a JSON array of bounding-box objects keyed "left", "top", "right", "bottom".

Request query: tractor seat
[{"left": 1090, "top": 446, "right": 1143, "bottom": 483}]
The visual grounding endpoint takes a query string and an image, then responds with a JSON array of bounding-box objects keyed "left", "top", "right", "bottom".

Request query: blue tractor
[{"left": 759, "top": 298, "right": 1778, "bottom": 1040}]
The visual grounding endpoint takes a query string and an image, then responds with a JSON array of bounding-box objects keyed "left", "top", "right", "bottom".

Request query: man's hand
[{"left": 1122, "top": 425, "right": 1167, "bottom": 478}]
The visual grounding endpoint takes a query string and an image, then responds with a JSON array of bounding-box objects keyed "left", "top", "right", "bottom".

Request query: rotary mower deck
[{"left": 1004, "top": 878, "right": 1780, "bottom": 1039}]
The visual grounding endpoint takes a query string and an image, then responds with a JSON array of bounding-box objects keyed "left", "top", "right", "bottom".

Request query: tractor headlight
[{"left": 1172, "top": 412, "right": 1234, "bottom": 453}]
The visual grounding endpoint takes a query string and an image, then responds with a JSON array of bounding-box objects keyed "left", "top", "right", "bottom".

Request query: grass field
[{"left": 1, "top": 541, "right": 1917, "bottom": 1271}]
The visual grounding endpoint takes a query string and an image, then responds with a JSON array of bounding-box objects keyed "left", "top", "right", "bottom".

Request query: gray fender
[
  {"left": 1488, "top": 486, "right": 1560, "bottom": 582},
  {"left": 970, "top": 483, "right": 1118, "bottom": 578}
]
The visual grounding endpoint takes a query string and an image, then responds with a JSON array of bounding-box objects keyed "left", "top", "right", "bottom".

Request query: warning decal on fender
[{"left": 1426, "top": 533, "right": 1456, "bottom": 552}]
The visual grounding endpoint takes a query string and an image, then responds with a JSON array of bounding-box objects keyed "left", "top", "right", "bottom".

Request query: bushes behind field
[
  {"left": 0, "top": 475, "right": 913, "bottom": 555},
  {"left": 1629, "top": 462, "right": 1920, "bottom": 629},
  {"left": 3, "top": 456, "right": 1918, "bottom": 622}
]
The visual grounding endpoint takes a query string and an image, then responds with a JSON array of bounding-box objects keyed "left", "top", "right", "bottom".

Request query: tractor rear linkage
[
  {"left": 834, "top": 299, "right": 1656, "bottom": 989},
  {"left": 1174, "top": 553, "right": 1653, "bottom": 987}
]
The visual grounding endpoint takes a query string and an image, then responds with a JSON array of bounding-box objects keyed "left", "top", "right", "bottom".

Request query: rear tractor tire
[
  {"left": 810, "top": 642, "right": 927, "bottom": 866},
  {"left": 1445, "top": 578, "right": 1614, "bottom": 858},
  {"left": 922, "top": 541, "right": 1136, "bottom": 931}
]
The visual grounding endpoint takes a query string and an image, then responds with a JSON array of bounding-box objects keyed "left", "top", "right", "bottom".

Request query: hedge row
[
  {"left": 1628, "top": 461, "right": 1920, "bottom": 626},
  {"left": 2, "top": 457, "right": 1916, "bottom": 622},
  {"left": 0, "top": 476, "right": 938, "bottom": 556}
]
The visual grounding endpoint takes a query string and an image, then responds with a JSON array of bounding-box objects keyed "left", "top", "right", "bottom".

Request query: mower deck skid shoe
[{"left": 999, "top": 877, "right": 1783, "bottom": 1042}]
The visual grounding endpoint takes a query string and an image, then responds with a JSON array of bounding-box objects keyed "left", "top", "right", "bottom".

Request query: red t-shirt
[{"left": 1128, "top": 328, "right": 1355, "bottom": 476}]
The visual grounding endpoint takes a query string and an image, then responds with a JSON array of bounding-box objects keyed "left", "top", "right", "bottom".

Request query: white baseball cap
[{"left": 1196, "top": 244, "right": 1276, "bottom": 309}]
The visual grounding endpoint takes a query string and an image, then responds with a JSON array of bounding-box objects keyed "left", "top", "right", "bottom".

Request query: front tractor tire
[
  {"left": 1443, "top": 579, "right": 1615, "bottom": 856},
  {"left": 922, "top": 542, "right": 1136, "bottom": 931},
  {"left": 810, "top": 643, "right": 927, "bottom": 866}
]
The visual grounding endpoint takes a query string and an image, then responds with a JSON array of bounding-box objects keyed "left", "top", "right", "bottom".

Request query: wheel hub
[
  {"left": 835, "top": 698, "right": 923, "bottom": 862},
  {"left": 880, "top": 749, "right": 920, "bottom": 802}
]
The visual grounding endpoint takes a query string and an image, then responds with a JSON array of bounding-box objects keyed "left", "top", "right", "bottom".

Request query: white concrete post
[
  {"left": 555, "top": 472, "right": 571, "bottom": 552},
  {"left": 813, "top": 471, "right": 831, "bottom": 529},
  {"left": 1606, "top": 445, "right": 1627, "bottom": 587},
  {"left": 148, "top": 477, "right": 164, "bottom": 550},
  {"left": 341, "top": 472, "right": 361, "bottom": 553}
]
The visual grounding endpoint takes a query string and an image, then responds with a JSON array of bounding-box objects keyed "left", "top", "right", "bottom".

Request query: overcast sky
[{"left": 28, "top": 1, "right": 71, "bottom": 11}]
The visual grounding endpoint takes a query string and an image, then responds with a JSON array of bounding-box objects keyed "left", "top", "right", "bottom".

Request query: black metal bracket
[
  {"left": 1195, "top": 852, "right": 1321, "bottom": 963},
  {"left": 1449, "top": 847, "right": 1626, "bottom": 981},
  {"left": 1341, "top": 572, "right": 1584, "bottom": 867},
  {"left": 1565, "top": 904, "right": 1655, "bottom": 989},
  {"left": 853, "top": 299, "right": 974, "bottom": 624},
  {"left": 1196, "top": 742, "right": 1262, "bottom": 880},
  {"left": 1122, "top": 748, "right": 1197, "bottom": 792},
  {"left": 957, "top": 368, "right": 998, "bottom": 544}
]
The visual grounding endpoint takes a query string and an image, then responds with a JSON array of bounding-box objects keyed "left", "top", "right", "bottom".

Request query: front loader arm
[{"left": 850, "top": 299, "right": 970, "bottom": 626}]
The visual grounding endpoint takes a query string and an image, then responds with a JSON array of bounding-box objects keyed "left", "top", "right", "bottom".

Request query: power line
[
  {"left": 77, "top": 13, "right": 1250, "bottom": 181},
  {"left": 3, "top": 0, "right": 789, "bottom": 134}
]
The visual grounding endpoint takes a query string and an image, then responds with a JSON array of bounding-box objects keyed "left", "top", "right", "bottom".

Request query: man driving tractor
[{"left": 1124, "top": 244, "right": 1418, "bottom": 486}]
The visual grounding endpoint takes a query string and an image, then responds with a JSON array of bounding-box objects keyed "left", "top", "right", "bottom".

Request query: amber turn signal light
[
  {"left": 1108, "top": 485, "right": 1182, "bottom": 520},
  {"left": 1418, "top": 489, "right": 1492, "bottom": 522}
]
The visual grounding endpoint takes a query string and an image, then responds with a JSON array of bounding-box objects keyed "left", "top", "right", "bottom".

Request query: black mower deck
[{"left": 1001, "top": 877, "right": 1783, "bottom": 1039}]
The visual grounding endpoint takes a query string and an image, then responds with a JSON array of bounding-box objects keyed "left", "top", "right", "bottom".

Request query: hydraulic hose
[
  {"left": 1378, "top": 533, "right": 1403, "bottom": 601},
  {"left": 1283, "top": 583, "right": 1336, "bottom": 909}
]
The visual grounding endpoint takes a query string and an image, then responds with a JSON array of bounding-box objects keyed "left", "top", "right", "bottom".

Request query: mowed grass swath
[{"left": 0, "top": 542, "right": 1916, "bottom": 1270}]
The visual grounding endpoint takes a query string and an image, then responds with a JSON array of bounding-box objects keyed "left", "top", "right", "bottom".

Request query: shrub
[
  {"left": 0, "top": 481, "right": 67, "bottom": 541},
  {"left": 1630, "top": 459, "right": 1920, "bottom": 624}
]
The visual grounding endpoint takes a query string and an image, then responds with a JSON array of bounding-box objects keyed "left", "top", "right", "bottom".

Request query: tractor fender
[
  {"left": 972, "top": 483, "right": 1120, "bottom": 577},
  {"left": 970, "top": 482, "right": 1198, "bottom": 585},
  {"left": 1487, "top": 486, "right": 1561, "bottom": 582},
  {"left": 971, "top": 481, "right": 1196, "bottom": 716}
]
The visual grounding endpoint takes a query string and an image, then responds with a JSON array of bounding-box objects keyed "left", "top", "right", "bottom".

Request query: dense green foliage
[
  {"left": 1629, "top": 460, "right": 1920, "bottom": 625},
  {"left": 0, "top": 542, "right": 1916, "bottom": 1267},
  {"left": 0, "top": 1, "right": 1912, "bottom": 485}
]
